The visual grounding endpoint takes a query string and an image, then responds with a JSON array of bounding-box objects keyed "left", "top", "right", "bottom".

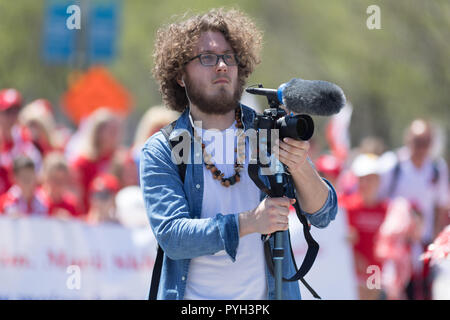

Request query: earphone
[{"left": 181, "top": 75, "right": 191, "bottom": 103}]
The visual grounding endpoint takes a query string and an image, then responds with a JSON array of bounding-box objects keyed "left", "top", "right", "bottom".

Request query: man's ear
[{"left": 176, "top": 74, "right": 185, "bottom": 88}]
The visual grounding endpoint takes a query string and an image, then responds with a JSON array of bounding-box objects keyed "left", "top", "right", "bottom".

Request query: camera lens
[{"left": 277, "top": 114, "right": 314, "bottom": 141}]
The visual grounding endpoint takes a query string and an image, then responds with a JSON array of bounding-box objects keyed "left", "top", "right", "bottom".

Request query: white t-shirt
[
  {"left": 379, "top": 154, "right": 449, "bottom": 243},
  {"left": 183, "top": 120, "right": 267, "bottom": 300}
]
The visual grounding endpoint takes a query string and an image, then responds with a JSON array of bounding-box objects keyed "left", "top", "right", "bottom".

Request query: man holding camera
[{"left": 140, "top": 8, "right": 337, "bottom": 300}]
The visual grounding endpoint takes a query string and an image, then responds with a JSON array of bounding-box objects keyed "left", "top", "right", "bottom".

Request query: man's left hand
[{"left": 273, "top": 137, "right": 309, "bottom": 175}]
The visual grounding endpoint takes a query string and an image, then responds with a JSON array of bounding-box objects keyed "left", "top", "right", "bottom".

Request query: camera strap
[
  {"left": 262, "top": 199, "right": 321, "bottom": 299},
  {"left": 250, "top": 163, "right": 321, "bottom": 298}
]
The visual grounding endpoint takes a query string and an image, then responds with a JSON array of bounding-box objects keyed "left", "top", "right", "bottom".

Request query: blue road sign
[
  {"left": 88, "top": 0, "right": 120, "bottom": 63},
  {"left": 42, "top": 0, "right": 78, "bottom": 64},
  {"left": 42, "top": 0, "right": 120, "bottom": 65}
]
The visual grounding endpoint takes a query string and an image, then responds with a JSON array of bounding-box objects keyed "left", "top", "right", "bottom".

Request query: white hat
[
  {"left": 351, "top": 153, "right": 380, "bottom": 177},
  {"left": 115, "top": 186, "right": 149, "bottom": 228}
]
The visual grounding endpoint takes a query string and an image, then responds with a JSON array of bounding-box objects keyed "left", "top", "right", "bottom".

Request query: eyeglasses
[{"left": 188, "top": 53, "right": 239, "bottom": 66}]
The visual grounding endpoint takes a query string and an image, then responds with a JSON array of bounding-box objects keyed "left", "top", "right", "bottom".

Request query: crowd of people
[
  {"left": 0, "top": 86, "right": 448, "bottom": 299},
  {"left": 0, "top": 87, "right": 178, "bottom": 227},
  {"left": 314, "top": 119, "right": 449, "bottom": 300}
]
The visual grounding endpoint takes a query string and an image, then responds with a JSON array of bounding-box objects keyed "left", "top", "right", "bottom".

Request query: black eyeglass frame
[{"left": 187, "top": 53, "right": 240, "bottom": 66}]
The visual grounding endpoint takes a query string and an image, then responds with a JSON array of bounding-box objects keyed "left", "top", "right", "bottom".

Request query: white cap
[
  {"left": 377, "top": 151, "right": 398, "bottom": 174},
  {"left": 351, "top": 153, "right": 380, "bottom": 177},
  {"left": 115, "top": 186, "right": 149, "bottom": 228}
]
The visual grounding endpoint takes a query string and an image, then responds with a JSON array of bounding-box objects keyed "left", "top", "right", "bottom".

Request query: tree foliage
[{"left": 0, "top": 0, "right": 448, "bottom": 156}]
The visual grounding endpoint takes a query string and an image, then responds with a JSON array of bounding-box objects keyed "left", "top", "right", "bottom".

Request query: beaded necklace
[{"left": 192, "top": 106, "right": 245, "bottom": 187}]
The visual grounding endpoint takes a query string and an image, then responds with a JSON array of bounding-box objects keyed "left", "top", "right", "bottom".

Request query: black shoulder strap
[
  {"left": 148, "top": 246, "right": 164, "bottom": 300},
  {"left": 160, "top": 121, "right": 187, "bottom": 183},
  {"left": 263, "top": 200, "right": 321, "bottom": 299},
  {"left": 148, "top": 120, "right": 187, "bottom": 300},
  {"left": 388, "top": 159, "right": 402, "bottom": 196},
  {"left": 431, "top": 160, "right": 440, "bottom": 184}
]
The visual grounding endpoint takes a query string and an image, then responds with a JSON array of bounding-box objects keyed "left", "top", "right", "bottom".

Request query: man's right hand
[{"left": 238, "top": 197, "right": 295, "bottom": 237}]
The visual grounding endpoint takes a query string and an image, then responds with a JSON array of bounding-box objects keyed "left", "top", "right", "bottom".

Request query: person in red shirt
[
  {"left": 131, "top": 105, "right": 179, "bottom": 180},
  {"left": 0, "top": 89, "right": 42, "bottom": 195},
  {"left": 110, "top": 147, "right": 139, "bottom": 189},
  {"left": 421, "top": 224, "right": 450, "bottom": 300},
  {"left": 340, "top": 153, "right": 388, "bottom": 299},
  {"left": 85, "top": 173, "right": 121, "bottom": 225},
  {"left": 68, "top": 108, "right": 123, "bottom": 213},
  {"left": 38, "top": 152, "right": 81, "bottom": 219},
  {"left": 18, "top": 99, "right": 70, "bottom": 157},
  {"left": 374, "top": 198, "right": 423, "bottom": 300},
  {"left": 315, "top": 154, "right": 343, "bottom": 194},
  {"left": 0, "top": 156, "right": 47, "bottom": 217}
]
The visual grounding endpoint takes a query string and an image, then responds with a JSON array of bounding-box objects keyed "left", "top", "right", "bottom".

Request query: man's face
[
  {"left": 410, "top": 133, "right": 432, "bottom": 159},
  {"left": 407, "top": 120, "right": 432, "bottom": 162},
  {"left": 181, "top": 31, "right": 241, "bottom": 115}
]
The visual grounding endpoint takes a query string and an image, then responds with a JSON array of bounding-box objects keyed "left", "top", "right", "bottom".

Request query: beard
[{"left": 184, "top": 75, "right": 243, "bottom": 115}]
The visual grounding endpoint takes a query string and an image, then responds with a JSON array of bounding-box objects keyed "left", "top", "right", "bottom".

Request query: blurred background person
[
  {"left": 18, "top": 99, "right": 68, "bottom": 157},
  {"left": 38, "top": 152, "right": 81, "bottom": 219},
  {"left": 110, "top": 147, "right": 147, "bottom": 228},
  {"left": 0, "top": 88, "right": 42, "bottom": 195},
  {"left": 420, "top": 225, "right": 450, "bottom": 300},
  {"left": 375, "top": 198, "right": 423, "bottom": 300},
  {"left": 337, "top": 135, "right": 388, "bottom": 198},
  {"left": 357, "top": 136, "right": 386, "bottom": 157},
  {"left": 111, "top": 148, "right": 139, "bottom": 189},
  {"left": 339, "top": 153, "right": 388, "bottom": 299},
  {"left": 69, "top": 108, "right": 124, "bottom": 213},
  {"left": 0, "top": 156, "right": 47, "bottom": 217},
  {"left": 377, "top": 118, "right": 449, "bottom": 299},
  {"left": 85, "top": 173, "right": 121, "bottom": 225},
  {"left": 131, "top": 105, "right": 178, "bottom": 174},
  {"left": 315, "top": 153, "right": 343, "bottom": 195},
  {"left": 379, "top": 119, "right": 449, "bottom": 243},
  {"left": 110, "top": 106, "right": 180, "bottom": 227}
]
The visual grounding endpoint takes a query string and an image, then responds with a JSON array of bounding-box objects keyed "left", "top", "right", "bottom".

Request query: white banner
[
  {"left": 289, "top": 208, "right": 358, "bottom": 300},
  {"left": 0, "top": 216, "right": 156, "bottom": 300},
  {"left": 0, "top": 211, "right": 357, "bottom": 300}
]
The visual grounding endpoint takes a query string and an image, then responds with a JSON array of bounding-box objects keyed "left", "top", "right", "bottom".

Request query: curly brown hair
[{"left": 152, "top": 8, "right": 263, "bottom": 112}]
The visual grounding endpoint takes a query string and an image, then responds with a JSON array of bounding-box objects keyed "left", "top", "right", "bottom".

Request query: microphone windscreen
[{"left": 281, "top": 78, "right": 346, "bottom": 116}]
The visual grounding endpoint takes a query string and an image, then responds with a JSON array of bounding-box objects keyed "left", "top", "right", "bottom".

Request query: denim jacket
[{"left": 140, "top": 104, "right": 338, "bottom": 300}]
